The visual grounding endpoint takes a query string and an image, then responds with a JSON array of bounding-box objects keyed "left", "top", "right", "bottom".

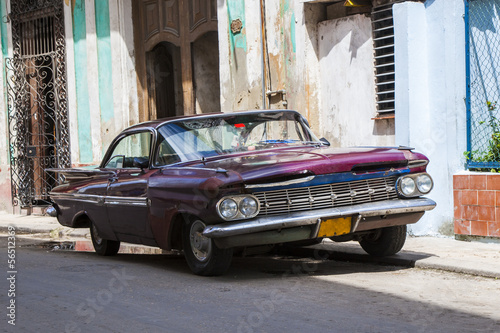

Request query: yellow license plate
[{"left": 317, "top": 217, "right": 352, "bottom": 237}]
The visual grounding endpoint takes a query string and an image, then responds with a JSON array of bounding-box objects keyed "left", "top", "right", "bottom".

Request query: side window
[
  {"left": 105, "top": 132, "right": 152, "bottom": 168},
  {"left": 154, "top": 135, "right": 181, "bottom": 166}
]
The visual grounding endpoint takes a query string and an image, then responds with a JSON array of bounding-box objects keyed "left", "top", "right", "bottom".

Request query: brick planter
[{"left": 453, "top": 173, "right": 500, "bottom": 238}]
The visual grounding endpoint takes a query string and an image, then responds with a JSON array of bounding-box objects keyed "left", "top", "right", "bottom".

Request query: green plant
[{"left": 465, "top": 101, "right": 500, "bottom": 172}]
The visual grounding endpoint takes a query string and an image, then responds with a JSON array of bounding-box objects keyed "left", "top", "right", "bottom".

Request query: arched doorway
[
  {"left": 146, "top": 42, "right": 182, "bottom": 119},
  {"left": 132, "top": 0, "right": 219, "bottom": 121}
]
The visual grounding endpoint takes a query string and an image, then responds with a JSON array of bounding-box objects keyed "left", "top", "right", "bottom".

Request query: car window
[
  {"left": 105, "top": 132, "right": 152, "bottom": 168},
  {"left": 154, "top": 134, "right": 181, "bottom": 166},
  {"left": 157, "top": 111, "right": 320, "bottom": 161}
]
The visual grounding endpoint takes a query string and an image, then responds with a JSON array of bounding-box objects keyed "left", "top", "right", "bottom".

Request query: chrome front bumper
[{"left": 203, "top": 198, "right": 436, "bottom": 239}]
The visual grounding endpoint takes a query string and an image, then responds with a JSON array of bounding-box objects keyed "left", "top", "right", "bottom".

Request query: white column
[
  {"left": 63, "top": 1, "right": 80, "bottom": 165},
  {"left": 85, "top": 0, "right": 103, "bottom": 162}
]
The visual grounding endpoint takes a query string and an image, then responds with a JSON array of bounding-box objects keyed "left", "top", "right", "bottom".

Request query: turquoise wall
[
  {"left": 95, "top": 0, "right": 114, "bottom": 124},
  {"left": 73, "top": 0, "right": 93, "bottom": 163}
]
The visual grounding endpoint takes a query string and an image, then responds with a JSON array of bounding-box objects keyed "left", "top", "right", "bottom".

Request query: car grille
[{"left": 254, "top": 176, "right": 398, "bottom": 216}]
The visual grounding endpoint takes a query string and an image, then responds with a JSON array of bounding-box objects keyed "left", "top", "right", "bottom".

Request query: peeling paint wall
[
  {"left": 68, "top": 0, "right": 138, "bottom": 166},
  {"left": 219, "top": 0, "right": 262, "bottom": 111},
  {"left": 218, "top": 1, "right": 392, "bottom": 143},
  {"left": 218, "top": 0, "right": 322, "bottom": 130},
  {"left": 192, "top": 31, "right": 221, "bottom": 114},
  {"left": 318, "top": 15, "right": 394, "bottom": 147}
]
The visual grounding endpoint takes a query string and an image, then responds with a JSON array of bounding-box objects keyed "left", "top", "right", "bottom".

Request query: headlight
[
  {"left": 416, "top": 174, "right": 433, "bottom": 194},
  {"left": 400, "top": 177, "right": 416, "bottom": 196},
  {"left": 219, "top": 199, "right": 238, "bottom": 219},
  {"left": 217, "top": 195, "right": 260, "bottom": 220},
  {"left": 240, "top": 197, "right": 258, "bottom": 217},
  {"left": 397, "top": 173, "right": 433, "bottom": 197}
]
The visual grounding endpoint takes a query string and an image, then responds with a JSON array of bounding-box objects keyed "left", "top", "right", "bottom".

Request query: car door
[{"left": 103, "top": 131, "right": 155, "bottom": 239}]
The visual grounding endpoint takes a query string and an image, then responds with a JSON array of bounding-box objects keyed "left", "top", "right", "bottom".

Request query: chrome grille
[{"left": 254, "top": 176, "right": 398, "bottom": 216}]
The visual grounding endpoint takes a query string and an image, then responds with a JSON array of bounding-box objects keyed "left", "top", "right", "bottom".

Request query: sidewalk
[{"left": 1, "top": 211, "right": 499, "bottom": 279}]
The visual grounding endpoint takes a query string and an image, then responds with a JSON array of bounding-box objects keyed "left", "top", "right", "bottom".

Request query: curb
[
  {"left": 0, "top": 224, "right": 89, "bottom": 239},
  {"left": 277, "top": 245, "right": 500, "bottom": 279}
]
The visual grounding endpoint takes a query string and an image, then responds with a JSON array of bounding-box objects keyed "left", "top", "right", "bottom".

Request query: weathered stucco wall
[
  {"left": 192, "top": 31, "right": 221, "bottom": 114},
  {"left": 218, "top": 1, "right": 321, "bottom": 126},
  {"left": 218, "top": 1, "right": 392, "bottom": 143},
  {"left": 318, "top": 14, "right": 394, "bottom": 147},
  {"left": 394, "top": 0, "right": 466, "bottom": 236},
  {"left": 66, "top": 0, "right": 138, "bottom": 166}
]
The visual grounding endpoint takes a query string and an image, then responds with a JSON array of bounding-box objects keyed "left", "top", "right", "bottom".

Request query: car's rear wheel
[
  {"left": 358, "top": 225, "right": 407, "bottom": 257},
  {"left": 90, "top": 222, "right": 120, "bottom": 256},
  {"left": 182, "top": 217, "right": 233, "bottom": 276}
]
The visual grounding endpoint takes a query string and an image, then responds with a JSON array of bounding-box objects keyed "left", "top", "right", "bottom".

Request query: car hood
[{"left": 184, "top": 146, "right": 425, "bottom": 184}]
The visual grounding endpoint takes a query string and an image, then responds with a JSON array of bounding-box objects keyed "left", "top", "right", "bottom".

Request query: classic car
[{"left": 48, "top": 110, "right": 436, "bottom": 276}]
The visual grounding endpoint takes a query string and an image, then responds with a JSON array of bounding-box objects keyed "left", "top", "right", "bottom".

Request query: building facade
[{"left": 1, "top": 0, "right": 496, "bottom": 238}]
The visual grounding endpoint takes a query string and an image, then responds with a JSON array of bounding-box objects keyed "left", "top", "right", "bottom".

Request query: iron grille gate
[
  {"left": 6, "top": 0, "right": 70, "bottom": 208},
  {"left": 466, "top": 0, "right": 500, "bottom": 169}
]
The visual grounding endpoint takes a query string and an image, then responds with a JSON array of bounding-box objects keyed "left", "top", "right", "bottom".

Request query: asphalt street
[{"left": 1, "top": 236, "right": 499, "bottom": 333}]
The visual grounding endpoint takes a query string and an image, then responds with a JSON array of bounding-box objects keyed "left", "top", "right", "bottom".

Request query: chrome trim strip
[
  {"left": 104, "top": 196, "right": 148, "bottom": 207},
  {"left": 203, "top": 198, "right": 436, "bottom": 238},
  {"left": 245, "top": 175, "right": 315, "bottom": 189},
  {"left": 49, "top": 192, "right": 101, "bottom": 204},
  {"left": 49, "top": 193, "right": 149, "bottom": 207}
]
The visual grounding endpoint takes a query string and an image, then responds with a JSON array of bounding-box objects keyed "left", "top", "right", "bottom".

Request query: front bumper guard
[{"left": 203, "top": 198, "right": 436, "bottom": 239}]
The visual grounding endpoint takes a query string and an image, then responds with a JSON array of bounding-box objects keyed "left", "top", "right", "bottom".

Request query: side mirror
[
  {"left": 133, "top": 157, "right": 149, "bottom": 169},
  {"left": 320, "top": 138, "right": 331, "bottom": 146}
]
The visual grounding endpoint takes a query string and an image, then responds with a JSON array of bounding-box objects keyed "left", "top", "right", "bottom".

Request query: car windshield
[{"left": 157, "top": 111, "right": 320, "bottom": 161}]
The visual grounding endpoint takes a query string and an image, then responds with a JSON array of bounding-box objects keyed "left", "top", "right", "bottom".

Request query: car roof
[{"left": 122, "top": 109, "right": 302, "bottom": 133}]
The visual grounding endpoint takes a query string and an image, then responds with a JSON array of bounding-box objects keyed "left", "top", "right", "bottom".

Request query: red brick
[
  {"left": 497, "top": 207, "right": 500, "bottom": 222},
  {"left": 454, "top": 190, "right": 461, "bottom": 206},
  {"left": 461, "top": 190, "right": 478, "bottom": 206},
  {"left": 487, "top": 222, "right": 500, "bottom": 237},
  {"left": 463, "top": 205, "right": 478, "bottom": 221},
  {"left": 470, "top": 175, "right": 487, "bottom": 190},
  {"left": 454, "top": 203, "right": 464, "bottom": 220},
  {"left": 487, "top": 174, "right": 500, "bottom": 190},
  {"left": 454, "top": 220, "right": 471, "bottom": 235},
  {"left": 453, "top": 175, "right": 470, "bottom": 190},
  {"left": 471, "top": 221, "right": 488, "bottom": 236},
  {"left": 496, "top": 191, "right": 500, "bottom": 207},
  {"left": 478, "top": 206, "right": 495, "bottom": 221},
  {"left": 478, "top": 191, "right": 495, "bottom": 206}
]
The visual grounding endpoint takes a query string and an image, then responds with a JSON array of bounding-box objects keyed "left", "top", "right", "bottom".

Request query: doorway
[
  {"left": 146, "top": 42, "right": 182, "bottom": 119},
  {"left": 6, "top": 1, "right": 70, "bottom": 208}
]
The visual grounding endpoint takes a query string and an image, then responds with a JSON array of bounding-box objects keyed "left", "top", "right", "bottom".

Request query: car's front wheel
[
  {"left": 358, "top": 225, "right": 407, "bottom": 257},
  {"left": 182, "top": 217, "right": 233, "bottom": 276},
  {"left": 90, "top": 221, "right": 121, "bottom": 256}
]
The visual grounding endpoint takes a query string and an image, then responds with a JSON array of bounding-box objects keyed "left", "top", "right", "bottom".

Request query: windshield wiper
[{"left": 258, "top": 140, "right": 323, "bottom": 146}]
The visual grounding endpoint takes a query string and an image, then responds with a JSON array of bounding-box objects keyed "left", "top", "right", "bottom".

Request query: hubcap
[
  {"left": 189, "top": 220, "right": 212, "bottom": 262},
  {"left": 92, "top": 224, "right": 103, "bottom": 245}
]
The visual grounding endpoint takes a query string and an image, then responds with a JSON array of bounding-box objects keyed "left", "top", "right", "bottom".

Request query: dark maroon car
[{"left": 48, "top": 110, "right": 436, "bottom": 275}]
